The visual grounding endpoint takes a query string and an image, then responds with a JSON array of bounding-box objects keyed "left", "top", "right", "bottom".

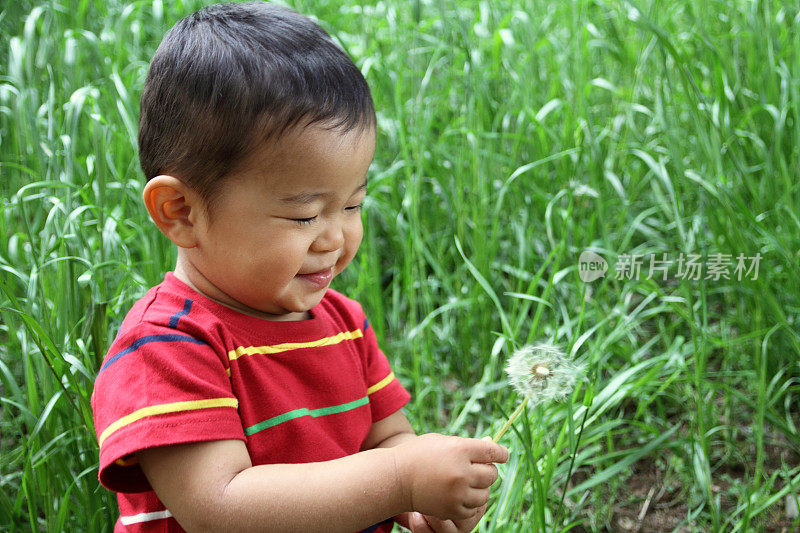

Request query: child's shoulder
[
  {"left": 105, "top": 273, "right": 244, "bottom": 365},
  {"left": 116, "top": 272, "right": 217, "bottom": 335}
]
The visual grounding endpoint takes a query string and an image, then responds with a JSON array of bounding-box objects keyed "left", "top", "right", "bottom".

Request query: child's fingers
[
  {"left": 462, "top": 487, "right": 491, "bottom": 510},
  {"left": 469, "top": 462, "right": 499, "bottom": 488},
  {"left": 472, "top": 437, "right": 509, "bottom": 464},
  {"left": 409, "top": 512, "right": 436, "bottom": 533},
  {"left": 451, "top": 504, "right": 487, "bottom": 533},
  {"left": 420, "top": 514, "right": 460, "bottom": 533}
]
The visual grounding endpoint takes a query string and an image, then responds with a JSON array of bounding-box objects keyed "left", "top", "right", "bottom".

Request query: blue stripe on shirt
[
  {"left": 168, "top": 298, "right": 193, "bottom": 328},
  {"left": 99, "top": 334, "right": 206, "bottom": 373}
]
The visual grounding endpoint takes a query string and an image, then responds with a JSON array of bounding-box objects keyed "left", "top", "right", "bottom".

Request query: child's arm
[
  {"left": 137, "top": 428, "right": 508, "bottom": 532},
  {"left": 361, "top": 410, "right": 420, "bottom": 530}
]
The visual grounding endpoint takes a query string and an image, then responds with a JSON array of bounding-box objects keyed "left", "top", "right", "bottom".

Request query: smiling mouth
[{"left": 296, "top": 268, "right": 334, "bottom": 288}]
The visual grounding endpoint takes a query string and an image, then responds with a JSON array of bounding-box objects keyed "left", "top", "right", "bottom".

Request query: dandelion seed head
[
  {"left": 569, "top": 180, "right": 600, "bottom": 198},
  {"left": 505, "top": 342, "right": 583, "bottom": 405}
]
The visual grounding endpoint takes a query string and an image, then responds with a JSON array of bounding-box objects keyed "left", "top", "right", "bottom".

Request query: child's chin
[{"left": 285, "top": 294, "right": 325, "bottom": 314}]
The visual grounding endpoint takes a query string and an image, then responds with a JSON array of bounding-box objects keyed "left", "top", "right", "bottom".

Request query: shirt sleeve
[
  {"left": 359, "top": 316, "right": 411, "bottom": 423},
  {"left": 91, "top": 322, "right": 244, "bottom": 493}
]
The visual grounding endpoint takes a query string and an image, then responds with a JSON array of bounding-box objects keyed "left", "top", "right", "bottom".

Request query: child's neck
[{"left": 172, "top": 254, "right": 312, "bottom": 321}]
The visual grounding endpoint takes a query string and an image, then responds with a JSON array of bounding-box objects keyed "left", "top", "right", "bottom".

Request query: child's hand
[
  {"left": 407, "top": 506, "right": 487, "bottom": 533},
  {"left": 393, "top": 433, "right": 509, "bottom": 522}
]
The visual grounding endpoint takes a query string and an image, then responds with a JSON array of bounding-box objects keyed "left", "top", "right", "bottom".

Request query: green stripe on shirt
[{"left": 245, "top": 396, "right": 370, "bottom": 436}]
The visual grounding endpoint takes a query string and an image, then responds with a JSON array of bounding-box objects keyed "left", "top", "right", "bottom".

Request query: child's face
[{"left": 183, "top": 124, "right": 376, "bottom": 320}]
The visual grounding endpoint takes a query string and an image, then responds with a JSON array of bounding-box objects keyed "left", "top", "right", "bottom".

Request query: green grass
[{"left": 2, "top": 0, "right": 799, "bottom": 531}]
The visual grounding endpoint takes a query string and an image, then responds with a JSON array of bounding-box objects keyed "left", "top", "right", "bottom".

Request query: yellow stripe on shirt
[
  {"left": 98, "top": 397, "right": 239, "bottom": 447},
  {"left": 367, "top": 371, "right": 395, "bottom": 395},
  {"left": 227, "top": 329, "right": 364, "bottom": 361}
]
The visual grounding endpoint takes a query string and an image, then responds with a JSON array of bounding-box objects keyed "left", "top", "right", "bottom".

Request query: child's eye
[
  {"left": 291, "top": 216, "right": 317, "bottom": 225},
  {"left": 345, "top": 203, "right": 363, "bottom": 212}
]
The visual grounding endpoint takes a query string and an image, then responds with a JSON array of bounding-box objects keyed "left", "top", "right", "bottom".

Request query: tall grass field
[{"left": 1, "top": 0, "right": 799, "bottom": 531}]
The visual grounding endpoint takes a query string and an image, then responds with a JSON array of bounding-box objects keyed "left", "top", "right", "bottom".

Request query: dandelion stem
[{"left": 492, "top": 397, "right": 528, "bottom": 442}]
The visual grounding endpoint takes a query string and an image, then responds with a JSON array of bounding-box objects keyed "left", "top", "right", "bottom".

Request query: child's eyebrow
[
  {"left": 279, "top": 192, "right": 325, "bottom": 205},
  {"left": 279, "top": 181, "right": 367, "bottom": 205}
]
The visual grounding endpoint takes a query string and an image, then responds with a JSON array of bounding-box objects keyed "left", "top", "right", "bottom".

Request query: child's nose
[{"left": 312, "top": 219, "right": 345, "bottom": 252}]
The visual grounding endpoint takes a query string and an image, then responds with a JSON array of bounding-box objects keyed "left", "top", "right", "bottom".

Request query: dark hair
[{"left": 138, "top": 2, "right": 376, "bottom": 211}]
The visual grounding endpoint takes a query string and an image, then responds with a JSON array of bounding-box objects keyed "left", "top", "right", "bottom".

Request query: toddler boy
[{"left": 91, "top": 3, "right": 508, "bottom": 532}]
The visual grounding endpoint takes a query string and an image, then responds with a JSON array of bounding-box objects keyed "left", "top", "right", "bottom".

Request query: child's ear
[{"left": 142, "top": 176, "right": 201, "bottom": 248}]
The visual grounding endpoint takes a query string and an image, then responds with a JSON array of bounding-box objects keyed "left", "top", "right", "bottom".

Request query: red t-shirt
[{"left": 92, "top": 273, "right": 410, "bottom": 532}]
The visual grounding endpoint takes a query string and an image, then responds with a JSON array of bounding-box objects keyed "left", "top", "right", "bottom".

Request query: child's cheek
[{"left": 340, "top": 223, "right": 363, "bottom": 269}]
